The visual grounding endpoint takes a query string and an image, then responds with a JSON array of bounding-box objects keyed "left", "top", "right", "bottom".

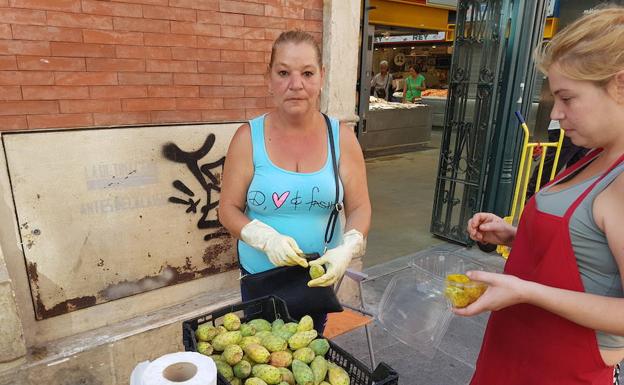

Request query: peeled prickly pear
[
  {"left": 251, "top": 364, "right": 282, "bottom": 385},
  {"left": 297, "top": 316, "right": 314, "bottom": 332},
  {"left": 234, "top": 360, "right": 252, "bottom": 379},
  {"left": 292, "top": 347, "right": 315, "bottom": 364},
  {"left": 269, "top": 350, "right": 292, "bottom": 368},
  {"left": 308, "top": 339, "right": 330, "bottom": 357},
  {"left": 197, "top": 341, "right": 213, "bottom": 356},
  {"left": 278, "top": 367, "right": 295, "bottom": 385},
  {"left": 245, "top": 378, "right": 268, "bottom": 385},
  {"left": 309, "top": 265, "right": 325, "bottom": 280},
  {"left": 215, "top": 359, "right": 234, "bottom": 380},
  {"left": 241, "top": 323, "right": 256, "bottom": 337},
  {"left": 223, "top": 344, "right": 244, "bottom": 365},
  {"left": 310, "top": 356, "right": 328, "bottom": 385},
  {"left": 292, "top": 359, "right": 315, "bottom": 385},
  {"left": 212, "top": 331, "right": 242, "bottom": 351},
  {"left": 249, "top": 318, "right": 272, "bottom": 332},
  {"left": 288, "top": 330, "right": 318, "bottom": 350},
  {"left": 262, "top": 334, "right": 288, "bottom": 353},
  {"left": 243, "top": 343, "right": 271, "bottom": 364},
  {"left": 224, "top": 312, "right": 242, "bottom": 331},
  {"left": 196, "top": 323, "right": 219, "bottom": 342},
  {"left": 327, "top": 363, "right": 350, "bottom": 385}
]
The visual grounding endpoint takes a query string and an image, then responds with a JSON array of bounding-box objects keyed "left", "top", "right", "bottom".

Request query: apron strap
[{"left": 547, "top": 148, "right": 603, "bottom": 187}]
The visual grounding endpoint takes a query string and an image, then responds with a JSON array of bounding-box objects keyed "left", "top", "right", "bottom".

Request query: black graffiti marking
[
  {"left": 247, "top": 190, "right": 266, "bottom": 206},
  {"left": 173, "top": 180, "right": 195, "bottom": 196},
  {"left": 168, "top": 196, "right": 201, "bottom": 214},
  {"left": 306, "top": 186, "right": 333, "bottom": 210},
  {"left": 290, "top": 190, "right": 302, "bottom": 210},
  {"left": 204, "top": 229, "right": 230, "bottom": 241}
]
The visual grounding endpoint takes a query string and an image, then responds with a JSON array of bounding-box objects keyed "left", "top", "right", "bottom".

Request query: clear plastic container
[{"left": 377, "top": 252, "right": 488, "bottom": 356}]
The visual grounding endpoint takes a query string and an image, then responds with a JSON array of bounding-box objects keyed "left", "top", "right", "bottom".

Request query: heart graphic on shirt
[{"left": 272, "top": 191, "right": 290, "bottom": 209}]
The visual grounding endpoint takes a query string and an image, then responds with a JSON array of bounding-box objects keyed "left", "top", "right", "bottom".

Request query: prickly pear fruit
[
  {"left": 197, "top": 341, "right": 213, "bottom": 356},
  {"left": 249, "top": 318, "right": 272, "bottom": 332},
  {"left": 262, "top": 334, "right": 288, "bottom": 352},
  {"left": 256, "top": 330, "right": 272, "bottom": 340},
  {"left": 274, "top": 327, "right": 295, "bottom": 341},
  {"left": 243, "top": 343, "right": 271, "bottom": 364},
  {"left": 216, "top": 325, "right": 228, "bottom": 335},
  {"left": 327, "top": 363, "right": 350, "bottom": 385},
  {"left": 283, "top": 323, "right": 299, "bottom": 334},
  {"left": 210, "top": 354, "right": 223, "bottom": 362},
  {"left": 215, "top": 359, "right": 234, "bottom": 380},
  {"left": 288, "top": 330, "right": 318, "bottom": 350},
  {"left": 252, "top": 364, "right": 282, "bottom": 385},
  {"left": 310, "top": 356, "right": 328, "bottom": 385},
  {"left": 272, "top": 318, "right": 285, "bottom": 332},
  {"left": 278, "top": 367, "right": 295, "bottom": 385},
  {"left": 231, "top": 378, "right": 242, "bottom": 385},
  {"left": 269, "top": 350, "right": 292, "bottom": 368},
  {"left": 292, "top": 347, "right": 315, "bottom": 364},
  {"left": 223, "top": 344, "right": 244, "bottom": 365},
  {"left": 212, "top": 331, "right": 242, "bottom": 351},
  {"left": 245, "top": 378, "right": 268, "bottom": 385},
  {"left": 234, "top": 360, "right": 252, "bottom": 379},
  {"left": 224, "top": 312, "right": 242, "bottom": 331},
  {"left": 240, "top": 336, "right": 262, "bottom": 349},
  {"left": 308, "top": 339, "right": 330, "bottom": 357},
  {"left": 278, "top": 382, "right": 290, "bottom": 385},
  {"left": 241, "top": 323, "right": 256, "bottom": 337},
  {"left": 297, "top": 315, "right": 314, "bottom": 332},
  {"left": 319, "top": 382, "right": 331, "bottom": 385},
  {"left": 292, "top": 359, "right": 315, "bottom": 385},
  {"left": 196, "top": 323, "right": 219, "bottom": 342},
  {"left": 309, "top": 265, "right": 325, "bottom": 280}
]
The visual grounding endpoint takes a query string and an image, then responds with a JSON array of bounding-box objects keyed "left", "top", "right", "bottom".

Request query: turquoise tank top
[{"left": 238, "top": 114, "right": 344, "bottom": 274}]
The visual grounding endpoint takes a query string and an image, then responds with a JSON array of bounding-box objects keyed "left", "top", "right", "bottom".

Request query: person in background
[
  {"left": 219, "top": 30, "right": 371, "bottom": 333},
  {"left": 463, "top": 6, "right": 624, "bottom": 384},
  {"left": 402, "top": 64, "right": 426, "bottom": 103},
  {"left": 370, "top": 60, "right": 393, "bottom": 100}
]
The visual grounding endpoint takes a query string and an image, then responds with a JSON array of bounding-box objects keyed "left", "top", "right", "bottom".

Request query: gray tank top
[{"left": 535, "top": 158, "right": 624, "bottom": 349}]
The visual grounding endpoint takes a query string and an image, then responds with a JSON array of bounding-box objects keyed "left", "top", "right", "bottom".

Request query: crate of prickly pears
[{"left": 182, "top": 295, "right": 398, "bottom": 385}]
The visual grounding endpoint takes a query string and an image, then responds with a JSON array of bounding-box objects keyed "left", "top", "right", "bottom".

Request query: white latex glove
[
  {"left": 307, "top": 229, "right": 366, "bottom": 287},
  {"left": 240, "top": 219, "right": 308, "bottom": 267}
]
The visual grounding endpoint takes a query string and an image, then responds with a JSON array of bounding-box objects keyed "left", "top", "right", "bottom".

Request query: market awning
[{"left": 369, "top": 0, "right": 450, "bottom": 32}]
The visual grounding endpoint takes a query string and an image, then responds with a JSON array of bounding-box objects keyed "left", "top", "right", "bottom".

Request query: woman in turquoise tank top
[{"left": 219, "top": 31, "right": 371, "bottom": 333}]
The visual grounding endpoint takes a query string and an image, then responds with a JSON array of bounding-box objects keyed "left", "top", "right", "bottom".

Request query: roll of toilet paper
[{"left": 141, "top": 352, "right": 217, "bottom": 385}]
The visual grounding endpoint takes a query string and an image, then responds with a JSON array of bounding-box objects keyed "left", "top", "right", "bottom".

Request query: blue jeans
[{"left": 239, "top": 267, "right": 327, "bottom": 334}]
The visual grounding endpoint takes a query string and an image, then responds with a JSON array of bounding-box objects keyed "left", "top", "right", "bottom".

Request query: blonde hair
[
  {"left": 534, "top": 5, "right": 624, "bottom": 86},
  {"left": 269, "top": 30, "right": 322, "bottom": 69}
]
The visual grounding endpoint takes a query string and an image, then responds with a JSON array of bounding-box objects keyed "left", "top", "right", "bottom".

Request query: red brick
[
  {"left": 116, "top": 45, "right": 171, "bottom": 59},
  {"left": 113, "top": 17, "right": 170, "bottom": 33},
  {"left": 171, "top": 47, "right": 219, "bottom": 61},
  {"left": 10, "top": 0, "right": 81, "bottom": 12},
  {"left": 0, "top": 56, "right": 16, "bottom": 70},
  {"left": 0, "top": 86, "right": 22, "bottom": 100},
  {"left": 264, "top": 51, "right": 270, "bottom": 63},
  {"left": 223, "top": 74, "right": 264, "bottom": 86},
  {"left": 150, "top": 109, "right": 202, "bottom": 123},
  {"left": 0, "top": 115, "right": 28, "bottom": 130},
  {"left": 265, "top": 5, "right": 304, "bottom": 19},
  {"left": 245, "top": 107, "right": 272, "bottom": 119},
  {"left": 285, "top": 18, "right": 305, "bottom": 30},
  {"left": 244, "top": 86, "right": 268, "bottom": 97},
  {"left": 221, "top": 25, "right": 264, "bottom": 40},
  {"left": 264, "top": 96, "right": 276, "bottom": 108},
  {"left": 197, "top": 10, "right": 243, "bottom": 26},
  {"left": 144, "top": 33, "right": 196, "bottom": 47},
  {"left": 47, "top": 11, "right": 113, "bottom": 30},
  {"left": 244, "top": 62, "right": 268, "bottom": 74},
  {"left": 176, "top": 97, "right": 222, "bottom": 110},
  {"left": 304, "top": 20, "right": 322, "bottom": 33},
  {"left": 17, "top": 56, "right": 85, "bottom": 71},
  {"left": 304, "top": 8, "right": 322, "bottom": 20},
  {"left": 0, "top": 40, "right": 50, "bottom": 56},
  {"left": 0, "top": 8, "right": 46, "bottom": 25},
  {"left": 146, "top": 59, "right": 196, "bottom": 73},
  {"left": 202, "top": 109, "right": 245, "bottom": 122},
  {"left": 59, "top": 99, "right": 121, "bottom": 113},
  {"left": 197, "top": 36, "right": 243, "bottom": 50},
  {"left": 0, "top": 71, "right": 53, "bottom": 85},
  {"left": 82, "top": 0, "right": 143, "bottom": 17},
  {"left": 110, "top": 0, "right": 166, "bottom": 4},
  {"left": 197, "top": 61, "right": 243, "bottom": 74},
  {"left": 55, "top": 72, "right": 118, "bottom": 85},
  {"left": 27, "top": 113, "right": 93, "bottom": 128},
  {"left": 221, "top": 50, "right": 264, "bottom": 63},
  {"left": 22, "top": 85, "right": 89, "bottom": 100},
  {"left": 50, "top": 42, "right": 115, "bottom": 58},
  {"left": 122, "top": 97, "right": 176, "bottom": 111},
  {"left": 143, "top": 5, "right": 196, "bottom": 21},
  {"left": 11, "top": 25, "right": 82, "bottom": 42},
  {"left": 90, "top": 85, "right": 147, "bottom": 98},
  {"left": 174, "top": 73, "right": 221, "bottom": 85},
  {"left": 220, "top": 0, "right": 264, "bottom": 16},
  {"left": 244, "top": 39, "right": 273, "bottom": 52},
  {"left": 169, "top": 0, "right": 218, "bottom": 11},
  {"left": 0, "top": 100, "right": 57, "bottom": 115},
  {"left": 199, "top": 85, "right": 243, "bottom": 97},
  {"left": 147, "top": 85, "right": 198, "bottom": 97},
  {"left": 118, "top": 72, "right": 172, "bottom": 85},
  {"left": 244, "top": 15, "right": 285, "bottom": 29},
  {"left": 0, "top": 0, "right": 6, "bottom": 5},
  {"left": 170, "top": 21, "right": 219, "bottom": 36},
  {"left": 83, "top": 30, "right": 143, "bottom": 45},
  {"left": 224, "top": 97, "right": 265, "bottom": 109},
  {"left": 86, "top": 58, "right": 145, "bottom": 72},
  {"left": 93, "top": 111, "right": 150, "bottom": 126},
  {"left": 0, "top": 24, "right": 11, "bottom": 39}
]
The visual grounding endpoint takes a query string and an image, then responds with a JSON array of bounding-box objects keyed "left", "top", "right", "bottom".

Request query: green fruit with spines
[
  {"left": 251, "top": 364, "right": 282, "bottom": 385},
  {"left": 272, "top": 318, "right": 285, "bottom": 332},
  {"left": 240, "top": 336, "right": 263, "bottom": 349},
  {"left": 261, "top": 334, "right": 288, "bottom": 352},
  {"left": 210, "top": 354, "right": 223, "bottom": 362},
  {"left": 230, "top": 379, "right": 242, "bottom": 385},
  {"left": 292, "top": 359, "right": 315, "bottom": 385},
  {"left": 196, "top": 323, "right": 219, "bottom": 342},
  {"left": 255, "top": 330, "right": 272, "bottom": 340},
  {"left": 292, "top": 347, "right": 315, "bottom": 364},
  {"left": 278, "top": 382, "right": 290, "bottom": 385},
  {"left": 224, "top": 312, "right": 242, "bottom": 331},
  {"left": 216, "top": 325, "right": 228, "bottom": 334},
  {"left": 212, "top": 331, "right": 242, "bottom": 351},
  {"left": 309, "top": 265, "right": 325, "bottom": 280},
  {"left": 278, "top": 367, "right": 295, "bottom": 385},
  {"left": 223, "top": 344, "right": 244, "bottom": 365},
  {"left": 243, "top": 343, "right": 271, "bottom": 364},
  {"left": 241, "top": 323, "right": 257, "bottom": 337},
  {"left": 215, "top": 359, "right": 234, "bottom": 380},
  {"left": 274, "top": 328, "right": 295, "bottom": 341},
  {"left": 283, "top": 323, "right": 298, "bottom": 334},
  {"left": 197, "top": 341, "right": 213, "bottom": 356},
  {"left": 288, "top": 330, "right": 318, "bottom": 350},
  {"left": 310, "top": 356, "right": 328, "bottom": 385},
  {"left": 245, "top": 378, "right": 268, "bottom": 385},
  {"left": 234, "top": 360, "right": 252, "bottom": 379},
  {"left": 269, "top": 350, "right": 292, "bottom": 368},
  {"left": 319, "top": 382, "right": 331, "bottom": 385},
  {"left": 308, "top": 339, "right": 330, "bottom": 357},
  {"left": 249, "top": 319, "right": 272, "bottom": 332},
  {"left": 297, "top": 316, "right": 314, "bottom": 332},
  {"left": 327, "top": 363, "right": 350, "bottom": 385}
]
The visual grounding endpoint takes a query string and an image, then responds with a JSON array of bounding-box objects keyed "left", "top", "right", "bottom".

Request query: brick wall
[{"left": 0, "top": 0, "right": 323, "bottom": 130}]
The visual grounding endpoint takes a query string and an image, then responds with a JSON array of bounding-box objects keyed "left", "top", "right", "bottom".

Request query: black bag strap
[{"left": 322, "top": 113, "right": 343, "bottom": 248}]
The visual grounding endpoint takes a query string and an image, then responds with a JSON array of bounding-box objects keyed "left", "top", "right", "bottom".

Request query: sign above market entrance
[{"left": 374, "top": 31, "right": 447, "bottom": 43}]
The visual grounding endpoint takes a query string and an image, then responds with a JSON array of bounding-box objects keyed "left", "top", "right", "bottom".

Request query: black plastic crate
[{"left": 182, "top": 295, "right": 398, "bottom": 385}]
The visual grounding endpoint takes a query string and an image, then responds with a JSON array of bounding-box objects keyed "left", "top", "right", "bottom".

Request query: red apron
[{"left": 470, "top": 149, "right": 624, "bottom": 385}]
